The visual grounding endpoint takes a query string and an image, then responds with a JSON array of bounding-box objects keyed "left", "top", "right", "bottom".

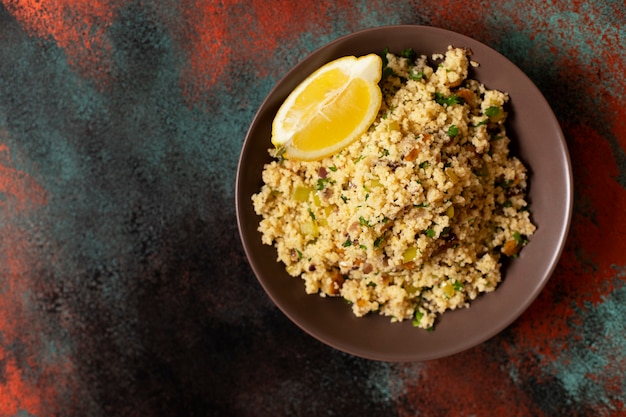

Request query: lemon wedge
[{"left": 271, "top": 54, "right": 383, "bottom": 161}]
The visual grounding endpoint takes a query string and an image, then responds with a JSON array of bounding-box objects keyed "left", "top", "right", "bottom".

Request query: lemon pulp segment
[{"left": 271, "top": 54, "right": 382, "bottom": 161}]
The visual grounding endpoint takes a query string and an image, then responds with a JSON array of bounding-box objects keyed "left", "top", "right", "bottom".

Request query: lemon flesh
[{"left": 272, "top": 54, "right": 383, "bottom": 161}]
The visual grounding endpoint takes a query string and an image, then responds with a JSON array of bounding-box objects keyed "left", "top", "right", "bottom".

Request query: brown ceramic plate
[{"left": 236, "top": 25, "right": 572, "bottom": 362}]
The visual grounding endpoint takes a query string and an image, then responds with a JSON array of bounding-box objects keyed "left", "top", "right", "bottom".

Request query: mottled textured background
[{"left": 0, "top": 0, "right": 625, "bottom": 416}]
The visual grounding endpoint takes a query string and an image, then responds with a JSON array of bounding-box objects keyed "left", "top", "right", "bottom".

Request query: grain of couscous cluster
[{"left": 252, "top": 46, "right": 535, "bottom": 329}]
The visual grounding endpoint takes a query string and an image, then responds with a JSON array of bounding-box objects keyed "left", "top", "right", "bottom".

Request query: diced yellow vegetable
[
  {"left": 301, "top": 220, "right": 319, "bottom": 238},
  {"left": 402, "top": 246, "right": 417, "bottom": 263},
  {"left": 387, "top": 120, "right": 400, "bottom": 132},
  {"left": 293, "top": 186, "right": 313, "bottom": 202},
  {"left": 445, "top": 167, "right": 459, "bottom": 183},
  {"left": 366, "top": 179, "right": 383, "bottom": 189},
  {"left": 442, "top": 281, "right": 455, "bottom": 298},
  {"left": 405, "top": 284, "right": 419, "bottom": 295}
]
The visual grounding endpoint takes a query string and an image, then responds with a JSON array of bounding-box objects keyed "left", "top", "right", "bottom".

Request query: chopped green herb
[
  {"left": 485, "top": 106, "right": 500, "bottom": 117},
  {"left": 275, "top": 145, "right": 287, "bottom": 158},
  {"left": 474, "top": 118, "right": 489, "bottom": 127},
  {"left": 414, "top": 202, "right": 429, "bottom": 208},
  {"left": 496, "top": 179, "right": 513, "bottom": 189},
  {"left": 295, "top": 249, "right": 303, "bottom": 260},
  {"left": 434, "top": 93, "right": 464, "bottom": 106},
  {"left": 425, "top": 228, "right": 436, "bottom": 238},
  {"left": 447, "top": 125, "right": 460, "bottom": 137},
  {"left": 359, "top": 216, "right": 372, "bottom": 227},
  {"left": 381, "top": 47, "right": 389, "bottom": 66},
  {"left": 380, "top": 47, "right": 394, "bottom": 78},
  {"left": 452, "top": 280, "right": 463, "bottom": 291},
  {"left": 328, "top": 165, "right": 338, "bottom": 172},
  {"left": 374, "top": 236, "right": 385, "bottom": 248},
  {"left": 340, "top": 195, "right": 349, "bottom": 203},
  {"left": 380, "top": 149, "right": 390, "bottom": 157},
  {"left": 367, "top": 281, "right": 377, "bottom": 287},
  {"left": 409, "top": 69, "right": 425, "bottom": 81},
  {"left": 412, "top": 310, "right": 424, "bottom": 327},
  {"left": 308, "top": 208, "right": 316, "bottom": 220},
  {"left": 400, "top": 47, "right": 416, "bottom": 60},
  {"left": 359, "top": 244, "right": 368, "bottom": 250},
  {"left": 419, "top": 161, "right": 431, "bottom": 169},
  {"left": 383, "top": 66, "right": 397, "bottom": 78},
  {"left": 513, "top": 231, "right": 528, "bottom": 246},
  {"left": 342, "top": 238, "right": 352, "bottom": 247},
  {"left": 354, "top": 155, "right": 365, "bottom": 163}
]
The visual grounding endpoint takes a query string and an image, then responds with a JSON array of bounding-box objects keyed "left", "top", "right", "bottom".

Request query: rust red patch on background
[
  {"left": 169, "top": 0, "right": 355, "bottom": 101},
  {"left": 397, "top": 348, "right": 548, "bottom": 417},
  {"left": 0, "top": 142, "right": 50, "bottom": 416},
  {"left": 2, "top": 0, "right": 118, "bottom": 88},
  {"left": 170, "top": 0, "right": 231, "bottom": 100},
  {"left": 0, "top": 345, "right": 43, "bottom": 416},
  {"left": 507, "top": 122, "right": 626, "bottom": 366},
  {"left": 0, "top": 143, "right": 47, "bottom": 211}
]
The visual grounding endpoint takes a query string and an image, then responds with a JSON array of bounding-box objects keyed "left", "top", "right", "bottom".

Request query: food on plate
[{"left": 252, "top": 46, "right": 535, "bottom": 329}]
